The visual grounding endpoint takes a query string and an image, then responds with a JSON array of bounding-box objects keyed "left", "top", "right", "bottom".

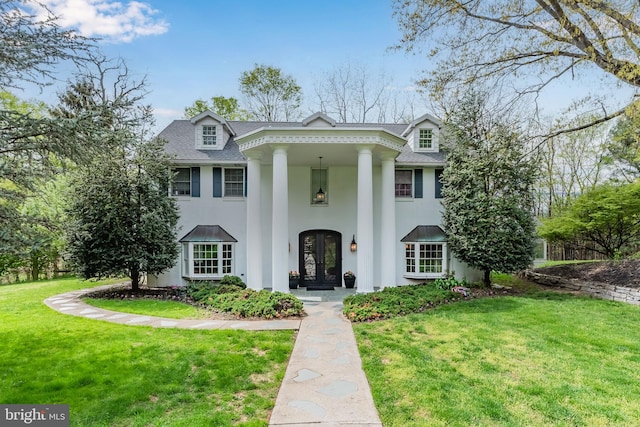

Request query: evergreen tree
[
  {"left": 64, "top": 58, "right": 179, "bottom": 290},
  {"left": 441, "top": 91, "right": 537, "bottom": 285}
]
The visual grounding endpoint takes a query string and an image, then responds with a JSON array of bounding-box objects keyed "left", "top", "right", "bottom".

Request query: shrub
[
  {"left": 190, "top": 287, "right": 303, "bottom": 319},
  {"left": 220, "top": 275, "right": 246, "bottom": 289},
  {"left": 343, "top": 284, "right": 461, "bottom": 322},
  {"left": 433, "top": 276, "right": 467, "bottom": 290}
]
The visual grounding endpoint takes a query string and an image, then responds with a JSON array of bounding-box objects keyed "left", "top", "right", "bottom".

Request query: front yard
[
  {"left": 354, "top": 289, "right": 640, "bottom": 426},
  {"left": 0, "top": 277, "right": 295, "bottom": 426}
]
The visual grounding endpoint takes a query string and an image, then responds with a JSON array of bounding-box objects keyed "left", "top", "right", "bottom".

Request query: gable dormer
[
  {"left": 401, "top": 113, "right": 442, "bottom": 153},
  {"left": 301, "top": 112, "right": 336, "bottom": 128},
  {"left": 190, "top": 111, "right": 236, "bottom": 150}
]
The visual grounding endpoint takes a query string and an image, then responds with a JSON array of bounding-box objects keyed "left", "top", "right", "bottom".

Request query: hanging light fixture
[
  {"left": 316, "top": 156, "right": 325, "bottom": 202},
  {"left": 350, "top": 235, "right": 357, "bottom": 252}
]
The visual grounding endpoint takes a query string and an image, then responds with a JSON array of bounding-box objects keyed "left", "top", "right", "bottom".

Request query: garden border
[{"left": 520, "top": 270, "right": 640, "bottom": 306}]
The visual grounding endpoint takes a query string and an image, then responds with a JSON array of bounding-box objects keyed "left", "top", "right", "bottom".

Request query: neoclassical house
[{"left": 148, "top": 111, "right": 481, "bottom": 292}]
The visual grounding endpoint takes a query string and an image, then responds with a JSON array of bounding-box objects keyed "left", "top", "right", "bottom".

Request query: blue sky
[{"left": 27, "top": 0, "right": 430, "bottom": 131}]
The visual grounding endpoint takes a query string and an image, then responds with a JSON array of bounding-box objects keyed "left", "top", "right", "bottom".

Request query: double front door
[{"left": 299, "top": 230, "right": 342, "bottom": 289}]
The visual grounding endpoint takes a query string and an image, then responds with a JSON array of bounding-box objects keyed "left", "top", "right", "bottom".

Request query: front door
[{"left": 299, "top": 230, "right": 342, "bottom": 290}]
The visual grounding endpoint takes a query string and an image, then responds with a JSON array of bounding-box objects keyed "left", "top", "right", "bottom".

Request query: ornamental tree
[
  {"left": 539, "top": 181, "right": 640, "bottom": 258},
  {"left": 441, "top": 91, "right": 538, "bottom": 285}
]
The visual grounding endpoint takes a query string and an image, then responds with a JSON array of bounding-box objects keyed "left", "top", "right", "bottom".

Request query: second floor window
[
  {"left": 395, "top": 170, "right": 412, "bottom": 197},
  {"left": 224, "top": 168, "right": 244, "bottom": 197},
  {"left": 172, "top": 168, "right": 191, "bottom": 196}
]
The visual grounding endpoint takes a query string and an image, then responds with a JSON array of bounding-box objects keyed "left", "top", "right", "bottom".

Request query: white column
[
  {"left": 380, "top": 154, "right": 396, "bottom": 288},
  {"left": 271, "top": 145, "right": 289, "bottom": 293},
  {"left": 246, "top": 155, "right": 262, "bottom": 290},
  {"left": 356, "top": 146, "right": 374, "bottom": 293}
]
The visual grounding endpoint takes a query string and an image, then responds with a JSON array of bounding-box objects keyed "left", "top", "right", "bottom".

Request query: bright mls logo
[{"left": 1, "top": 405, "right": 69, "bottom": 426}]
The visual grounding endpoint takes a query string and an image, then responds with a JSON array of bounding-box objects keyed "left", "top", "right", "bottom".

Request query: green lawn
[
  {"left": 0, "top": 277, "right": 295, "bottom": 426},
  {"left": 354, "top": 292, "right": 640, "bottom": 426},
  {"left": 83, "top": 297, "right": 211, "bottom": 319}
]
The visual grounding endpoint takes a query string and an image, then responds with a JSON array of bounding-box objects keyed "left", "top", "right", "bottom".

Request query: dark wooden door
[{"left": 299, "top": 230, "right": 341, "bottom": 289}]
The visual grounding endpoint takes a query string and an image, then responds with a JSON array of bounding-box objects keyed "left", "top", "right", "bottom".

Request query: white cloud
[{"left": 38, "top": 0, "right": 169, "bottom": 43}]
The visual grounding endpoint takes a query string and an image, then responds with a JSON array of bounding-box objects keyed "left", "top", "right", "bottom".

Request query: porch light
[
  {"left": 350, "top": 235, "right": 357, "bottom": 252},
  {"left": 316, "top": 156, "right": 325, "bottom": 202}
]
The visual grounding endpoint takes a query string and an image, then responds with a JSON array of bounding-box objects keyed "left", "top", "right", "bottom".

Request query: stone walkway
[{"left": 44, "top": 285, "right": 382, "bottom": 426}]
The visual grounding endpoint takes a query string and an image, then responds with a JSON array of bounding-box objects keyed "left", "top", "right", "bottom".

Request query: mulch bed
[{"left": 535, "top": 260, "right": 640, "bottom": 288}]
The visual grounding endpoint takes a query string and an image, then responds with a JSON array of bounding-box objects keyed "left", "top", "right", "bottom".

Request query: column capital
[
  {"left": 271, "top": 144, "right": 289, "bottom": 154},
  {"left": 355, "top": 144, "right": 375, "bottom": 154}
]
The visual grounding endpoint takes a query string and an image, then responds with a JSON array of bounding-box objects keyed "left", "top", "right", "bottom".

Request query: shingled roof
[{"left": 158, "top": 116, "right": 444, "bottom": 166}]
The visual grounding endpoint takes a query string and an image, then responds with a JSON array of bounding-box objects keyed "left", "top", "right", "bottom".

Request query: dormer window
[
  {"left": 419, "top": 129, "right": 433, "bottom": 149},
  {"left": 202, "top": 125, "right": 217, "bottom": 146}
]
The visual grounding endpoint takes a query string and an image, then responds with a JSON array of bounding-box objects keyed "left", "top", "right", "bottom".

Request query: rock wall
[{"left": 519, "top": 270, "right": 640, "bottom": 306}]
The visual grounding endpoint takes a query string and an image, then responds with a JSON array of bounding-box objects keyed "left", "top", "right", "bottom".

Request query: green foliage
[
  {"left": 343, "top": 284, "right": 459, "bottom": 322},
  {"left": 189, "top": 286, "right": 303, "bottom": 319},
  {"left": 539, "top": 181, "right": 640, "bottom": 258},
  {"left": 441, "top": 90, "right": 537, "bottom": 284},
  {"left": 219, "top": 274, "right": 247, "bottom": 289},
  {"left": 239, "top": 64, "right": 302, "bottom": 121},
  {"left": 183, "top": 96, "right": 252, "bottom": 120},
  {"left": 432, "top": 276, "right": 466, "bottom": 290},
  {"left": 607, "top": 114, "right": 640, "bottom": 180}
]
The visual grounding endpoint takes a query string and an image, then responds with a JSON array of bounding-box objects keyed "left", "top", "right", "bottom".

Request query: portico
[{"left": 237, "top": 124, "right": 405, "bottom": 293}]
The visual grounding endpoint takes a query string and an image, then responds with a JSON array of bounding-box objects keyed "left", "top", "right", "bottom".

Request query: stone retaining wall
[{"left": 520, "top": 270, "right": 640, "bottom": 306}]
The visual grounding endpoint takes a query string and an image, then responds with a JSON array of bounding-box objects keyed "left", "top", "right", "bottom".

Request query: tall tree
[
  {"left": 0, "top": 0, "right": 104, "bottom": 254},
  {"left": 183, "top": 96, "right": 252, "bottom": 120},
  {"left": 313, "top": 63, "right": 389, "bottom": 123},
  {"left": 63, "top": 58, "right": 179, "bottom": 290},
  {"left": 606, "top": 113, "right": 640, "bottom": 181},
  {"left": 535, "top": 114, "right": 611, "bottom": 216},
  {"left": 393, "top": 0, "right": 640, "bottom": 137},
  {"left": 239, "top": 64, "right": 302, "bottom": 121},
  {"left": 441, "top": 91, "right": 538, "bottom": 285}
]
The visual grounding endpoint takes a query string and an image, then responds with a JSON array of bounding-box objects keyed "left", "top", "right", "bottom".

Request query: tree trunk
[
  {"left": 130, "top": 267, "right": 140, "bottom": 291},
  {"left": 484, "top": 269, "right": 491, "bottom": 287}
]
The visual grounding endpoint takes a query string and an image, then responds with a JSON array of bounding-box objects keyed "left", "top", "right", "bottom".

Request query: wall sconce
[
  {"left": 315, "top": 156, "right": 325, "bottom": 202},
  {"left": 350, "top": 235, "right": 357, "bottom": 252}
]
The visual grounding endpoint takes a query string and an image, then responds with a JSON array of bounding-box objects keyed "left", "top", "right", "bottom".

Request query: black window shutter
[
  {"left": 191, "top": 167, "right": 200, "bottom": 197},
  {"left": 244, "top": 167, "right": 248, "bottom": 197},
  {"left": 212, "top": 167, "right": 222, "bottom": 197},
  {"left": 414, "top": 169, "right": 423, "bottom": 198},
  {"left": 435, "top": 168, "right": 444, "bottom": 199}
]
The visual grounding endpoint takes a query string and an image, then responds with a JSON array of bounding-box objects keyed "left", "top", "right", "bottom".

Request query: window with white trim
[
  {"left": 404, "top": 242, "right": 447, "bottom": 278},
  {"left": 224, "top": 168, "right": 245, "bottom": 197},
  {"left": 202, "top": 125, "right": 217, "bottom": 146},
  {"left": 182, "top": 242, "right": 234, "bottom": 278},
  {"left": 171, "top": 168, "right": 191, "bottom": 196},
  {"left": 395, "top": 170, "right": 412, "bottom": 197},
  {"left": 418, "top": 128, "right": 433, "bottom": 149}
]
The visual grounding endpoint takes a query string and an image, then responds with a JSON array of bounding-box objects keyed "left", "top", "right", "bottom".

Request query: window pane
[
  {"left": 395, "top": 170, "right": 412, "bottom": 197},
  {"left": 224, "top": 168, "right": 244, "bottom": 197},
  {"left": 419, "top": 129, "right": 433, "bottom": 149},
  {"left": 202, "top": 125, "right": 217, "bottom": 145},
  {"left": 172, "top": 168, "right": 191, "bottom": 196},
  {"left": 193, "top": 243, "right": 218, "bottom": 275},
  {"left": 418, "top": 243, "right": 443, "bottom": 273}
]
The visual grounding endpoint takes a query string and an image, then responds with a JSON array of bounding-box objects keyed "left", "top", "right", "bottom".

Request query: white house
[{"left": 148, "top": 111, "right": 481, "bottom": 292}]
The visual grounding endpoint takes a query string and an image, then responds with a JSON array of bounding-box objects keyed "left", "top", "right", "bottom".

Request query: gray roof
[
  {"left": 179, "top": 225, "right": 237, "bottom": 242},
  {"left": 158, "top": 117, "right": 441, "bottom": 165},
  {"left": 401, "top": 225, "right": 447, "bottom": 242}
]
